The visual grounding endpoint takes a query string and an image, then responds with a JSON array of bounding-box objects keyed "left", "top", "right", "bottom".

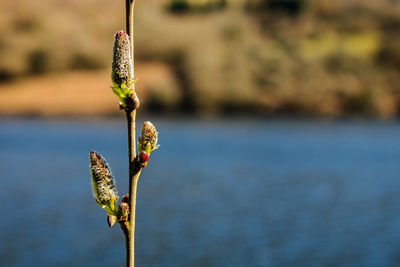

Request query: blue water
[{"left": 0, "top": 119, "right": 400, "bottom": 267}]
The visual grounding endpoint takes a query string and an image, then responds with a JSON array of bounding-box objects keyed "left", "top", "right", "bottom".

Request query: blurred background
[{"left": 1, "top": 0, "right": 400, "bottom": 266}]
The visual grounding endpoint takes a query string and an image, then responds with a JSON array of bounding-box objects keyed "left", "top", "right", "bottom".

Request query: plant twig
[
  {"left": 125, "top": 110, "right": 140, "bottom": 267},
  {"left": 126, "top": 0, "right": 135, "bottom": 78},
  {"left": 124, "top": 1, "right": 138, "bottom": 267},
  {"left": 90, "top": 2, "right": 158, "bottom": 267}
]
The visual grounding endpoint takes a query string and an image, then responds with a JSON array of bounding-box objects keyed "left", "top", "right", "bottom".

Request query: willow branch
[{"left": 124, "top": 1, "right": 138, "bottom": 267}]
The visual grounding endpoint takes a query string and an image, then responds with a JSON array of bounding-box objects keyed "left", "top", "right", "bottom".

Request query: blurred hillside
[{"left": 1, "top": 0, "right": 400, "bottom": 117}]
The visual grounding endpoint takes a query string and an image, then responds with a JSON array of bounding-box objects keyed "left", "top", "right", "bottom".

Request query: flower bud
[
  {"left": 111, "top": 31, "right": 134, "bottom": 87},
  {"left": 89, "top": 151, "right": 118, "bottom": 215},
  {"left": 111, "top": 31, "right": 136, "bottom": 108},
  {"left": 138, "top": 121, "right": 159, "bottom": 155},
  {"left": 118, "top": 202, "right": 130, "bottom": 221}
]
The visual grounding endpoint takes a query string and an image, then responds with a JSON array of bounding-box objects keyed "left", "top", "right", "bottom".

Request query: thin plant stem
[
  {"left": 126, "top": 0, "right": 135, "bottom": 78},
  {"left": 124, "top": 1, "right": 139, "bottom": 267},
  {"left": 125, "top": 110, "right": 140, "bottom": 267}
]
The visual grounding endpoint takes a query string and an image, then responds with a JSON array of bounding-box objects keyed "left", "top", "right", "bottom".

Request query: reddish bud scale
[
  {"left": 125, "top": 91, "right": 140, "bottom": 110},
  {"left": 138, "top": 151, "right": 149, "bottom": 168},
  {"left": 121, "top": 194, "right": 130, "bottom": 203}
]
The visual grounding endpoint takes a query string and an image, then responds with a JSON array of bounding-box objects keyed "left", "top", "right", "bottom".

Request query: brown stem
[
  {"left": 120, "top": 221, "right": 130, "bottom": 267},
  {"left": 125, "top": 110, "right": 136, "bottom": 267},
  {"left": 126, "top": 0, "right": 135, "bottom": 78},
  {"left": 124, "top": 116, "right": 142, "bottom": 267},
  {"left": 124, "top": 1, "right": 138, "bottom": 267}
]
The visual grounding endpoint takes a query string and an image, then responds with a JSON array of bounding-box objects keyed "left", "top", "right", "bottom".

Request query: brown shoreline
[{"left": 0, "top": 63, "right": 179, "bottom": 117}]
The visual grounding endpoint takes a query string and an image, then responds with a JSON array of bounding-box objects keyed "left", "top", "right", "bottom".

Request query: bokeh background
[{"left": 1, "top": 0, "right": 400, "bottom": 266}]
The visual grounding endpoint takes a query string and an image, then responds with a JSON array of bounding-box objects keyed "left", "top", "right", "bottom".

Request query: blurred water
[{"left": 0, "top": 118, "right": 400, "bottom": 267}]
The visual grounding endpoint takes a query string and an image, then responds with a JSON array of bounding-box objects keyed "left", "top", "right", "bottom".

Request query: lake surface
[{"left": 0, "top": 118, "right": 400, "bottom": 267}]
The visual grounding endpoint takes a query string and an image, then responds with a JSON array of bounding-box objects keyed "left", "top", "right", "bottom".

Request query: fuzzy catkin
[
  {"left": 139, "top": 121, "right": 158, "bottom": 151},
  {"left": 89, "top": 151, "right": 118, "bottom": 206},
  {"left": 111, "top": 31, "right": 134, "bottom": 86}
]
